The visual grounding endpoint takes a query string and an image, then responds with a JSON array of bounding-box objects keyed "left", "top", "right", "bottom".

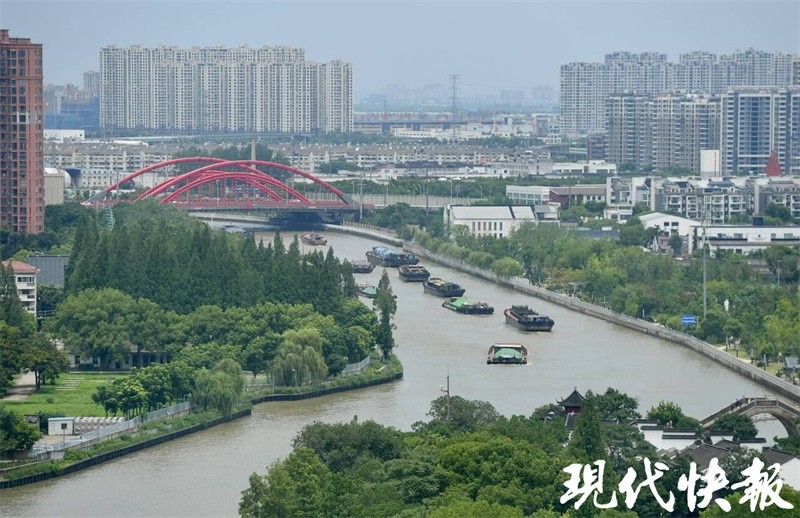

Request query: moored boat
[
  {"left": 366, "top": 246, "right": 419, "bottom": 267},
  {"left": 351, "top": 261, "right": 375, "bottom": 274},
  {"left": 300, "top": 233, "right": 327, "bottom": 246},
  {"left": 504, "top": 305, "right": 554, "bottom": 331},
  {"left": 442, "top": 297, "right": 494, "bottom": 315},
  {"left": 398, "top": 265, "right": 430, "bottom": 282},
  {"left": 487, "top": 343, "right": 528, "bottom": 364},
  {"left": 423, "top": 277, "right": 466, "bottom": 297},
  {"left": 357, "top": 283, "right": 378, "bottom": 298}
]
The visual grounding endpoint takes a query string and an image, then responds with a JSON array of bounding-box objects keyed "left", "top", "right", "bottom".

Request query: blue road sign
[{"left": 682, "top": 315, "right": 697, "bottom": 326}]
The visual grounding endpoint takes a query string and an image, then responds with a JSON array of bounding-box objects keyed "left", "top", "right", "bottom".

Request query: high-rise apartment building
[
  {"left": 605, "top": 92, "right": 720, "bottom": 173},
  {"left": 720, "top": 87, "right": 800, "bottom": 176},
  {"left": 0, "top": 29, "right": 45, "bottom": 234},
  {"left": 561, "top": 49, "right": 796, "bottom": 135},
  {"left": 83, "top": 70, "right": 99, "bottom": 96},
  {"left": 99, "top": 45, "right": 353, "bottom": 133}
]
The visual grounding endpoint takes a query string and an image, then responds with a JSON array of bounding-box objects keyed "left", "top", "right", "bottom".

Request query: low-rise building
[
  {"left": 695, "top": 224, "right": 800, "bottom": 255},
  {"left": 444, "top": 205, "right": 536, "bottom": 238},
  {"left": 506, "top": 185, "right": 551, "bottom": 205},
  {"left": 549, "top": 185, "right": 607, "bottom": 206},
  {"left": 1, "top": 261, "right": 39, "bottom": 315},
  {"left": 639, "top": 212, "right": 701, "bottom": 254},
  {"left": 552, "top": 160, "right": 617, "bottom": 175}
]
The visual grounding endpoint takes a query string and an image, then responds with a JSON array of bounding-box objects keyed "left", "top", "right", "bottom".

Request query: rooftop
[
  {"left": 2, "top": 261, "right": 39, "bottom": 274},
  {"left": 558, "top": 389, "right": 585, "bottom": 408},
  {"left": 449, "top": 205, "right": 535, "bottom": 220}
]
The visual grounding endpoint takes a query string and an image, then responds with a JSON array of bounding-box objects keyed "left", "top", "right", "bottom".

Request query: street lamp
[{"left": 292, "top": 368, "right": 297, "bottom": 387}]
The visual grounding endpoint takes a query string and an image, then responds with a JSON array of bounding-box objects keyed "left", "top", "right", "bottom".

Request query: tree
[
  {"left": 594, "top": 388, "right": 641, "bottom": 421},
  {"left": 21, "top": 333, "right": 68, "bottom": 389},
  {"left": 492, "top": 257, "right": 524, "bottom": 278},
  {"left": 668, "top": 234, "right": 683, "bottom": 256},
  {"left": 429, "top": 500, "right": 523, "bottom": 518},
  {"left": 568, "top": 391, "right": 605, "bottom": 461},
  {"left": 0, "top": 407, "right": 40, "bottom": 453},
  {"left": 92, "top": 384, "right": 119, "bottom": 417},
  {"left": 0, "top": 262, "right": 35, "bottom": 334},
  {"left": 764, "top": 203, "right": 794, "bottom": 223},
  {"left": 416, "top": 395, "right": 500, "bottom": 433},
  {"left": 111, "top": 377, "right": 148, "bottom": 417},
  {"left": 374, "top": 269, "right": 396, "bottom": 357},
  {"left": 240, "top": 447, "right": 334, "bottom": 518},
  {"left": 0, "top": 323, "right": 24, "bottom": 396},
  {"left": 708, "top": 414, "right": 757, "bottom": 441},
  {"left": 646, "top": 401, "right": 686, "bottom": 427}
]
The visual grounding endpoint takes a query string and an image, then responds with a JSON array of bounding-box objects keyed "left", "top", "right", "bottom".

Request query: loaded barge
[
  {"left": 423, "top": 277, "right": 466, "bottom": 297},
  {"left": 504, "top": 305, "right": 554, "bottom": 331},
  {"left": 487, "top": 343, "right": 528, "bottom": 364},
  {"left": 300, "top": 233, "right": 327, "bottom": 246},
  {"left": 442, "top": 297, "right": 494, "bottom": 315},
  {"left": 351, "top": 261, "right": 375, "bottom": 274},
  {"left": 366, "top": 246, "right": 419, "bottom": 268},
  {"left": 398, "top": 265, "right": 430, "bottom": 282}
]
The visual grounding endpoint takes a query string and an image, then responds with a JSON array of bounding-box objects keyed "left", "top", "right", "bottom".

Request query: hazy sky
[{"left": 2, "top": 0, "right": 798, "bottom": 95}]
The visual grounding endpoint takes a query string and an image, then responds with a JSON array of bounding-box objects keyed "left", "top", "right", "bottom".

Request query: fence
[
  {"left": 403, "top": 242, "right": 800, "bottom": 404},
  {"left": 341, "top": 355, "right": 371, "bottom": 376},
  {"left": 29, "top": 401, "right": 193, "bottom": 459}
]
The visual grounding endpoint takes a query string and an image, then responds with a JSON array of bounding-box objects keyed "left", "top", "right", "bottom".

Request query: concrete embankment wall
[
  {"left": 0, "top": 409, "right": 251, "bottom": 489},
  {"left": 322, "top": 224, "right": 800, "bottom": 404},
  {"left": 321, "top": 223, "right": 404, "bottom": 247},
  {"left": 250, "top": 372, "right": 403, "bottom": 404}
]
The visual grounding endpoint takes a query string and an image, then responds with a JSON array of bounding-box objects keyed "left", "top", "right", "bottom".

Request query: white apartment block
[
  {"left": 696, "top": 224, "right": 800, "bottom": 255},
  {"left": 444, "top": 205, "right": 536, "bottom": 239},
  {"left": 2, "top": 261, "right": 38, "bottom": 315},
  {"left": 46, "top": 142, "right": 173, "bottom": 189},
  {"left": 100, "top": 45, "right": 353, "bottom": 133},
  {"left": 720, "top": 87, "right": 800, "bottom": 176},
  {"left": 561, "top": 49, "right": 797, "bottom": 135}
]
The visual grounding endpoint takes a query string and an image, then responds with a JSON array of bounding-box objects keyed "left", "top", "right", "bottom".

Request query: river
[{"left": 0, "top": 231, "right": 786, "bottom": 517}]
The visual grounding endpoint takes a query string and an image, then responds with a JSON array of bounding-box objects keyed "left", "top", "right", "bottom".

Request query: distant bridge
[
  {"left": 87, "top": 157, "right": 365, "bottom": 221},
  {"left": 701, "top": 398, "right": 800, "bottom": 437}
]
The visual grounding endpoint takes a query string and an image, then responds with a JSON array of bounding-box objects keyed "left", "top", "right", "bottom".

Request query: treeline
[
  {"left": 240, "top": 390, "right": 799, "bottom": 517},
  {"left": 410, "top": 222, "right": 800, "bottom": 361},
  {"left": 47, "top": 288, "right": 378, "bottom": 377},
  {"left": 65, "top": 209, "right": 359, "bottom": 316}
]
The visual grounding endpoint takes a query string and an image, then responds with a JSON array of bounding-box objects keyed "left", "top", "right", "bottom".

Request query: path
[{"left": 2, "top": 370, "right": 36, "bottom": 401}]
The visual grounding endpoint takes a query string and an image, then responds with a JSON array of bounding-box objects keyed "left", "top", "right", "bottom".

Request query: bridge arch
[
  {"left": 136, "top": 166, "right": 311, "bottom": 203},
  {"left": 137, "top": 160, "right": 350, "bottom": 204},
  {"left": 702, "top": 398, "right": 800, "bottom": 438},
  {"left": 103, "top": 157, "right": 227, "bottom": 195},
  {"left": 161, "top": 171, "right": 285, "bottom": 202}
]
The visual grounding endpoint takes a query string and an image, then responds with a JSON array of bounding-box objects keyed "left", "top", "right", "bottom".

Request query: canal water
[{"left": 0, "top": 231, "right": 785, "bottom": 517}]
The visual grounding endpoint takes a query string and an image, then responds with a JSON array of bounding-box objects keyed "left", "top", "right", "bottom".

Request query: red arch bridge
[{"left": 86, "top": 158, "right": 368, "bottom": 221}]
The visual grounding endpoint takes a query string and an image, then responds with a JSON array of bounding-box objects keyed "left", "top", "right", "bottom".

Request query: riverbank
[
  {"left": 1, "top": 355, "right": 404, "bottom": 488},
  {"left": 0, "top": 409, "right": 250, "bottom": 488},
  {"left": 325, "top": 224, "right": 800, "bottom": 404}
]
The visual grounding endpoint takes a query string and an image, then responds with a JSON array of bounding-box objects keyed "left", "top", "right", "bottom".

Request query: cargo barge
[
  {"left": 504, "top": 305, "right": 554, "bottom": 331},
  {"left": 365, "top": 246, "right": 419, "bottom": 267},
  {"left": 398, "top": 265, "right": 430, "bottom": 282},
  {"left": 487, "top": 343, "right": 528, "bottom": 364},
  {"left": 423, "top": 277, "right": 466, "bottom": 297},
  {"left": 300, "top": 233, "right": 327, "bottom": 246},
  {"left": 351, "top": 261, "right": 375, "bottom": 274},
  {"left": 442, "top": 297, "right": 494, "bottom": 315}
]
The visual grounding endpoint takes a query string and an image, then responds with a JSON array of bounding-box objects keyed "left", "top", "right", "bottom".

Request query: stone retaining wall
[{"left": 403, "top": 243, "right": 800, "bottom": 404}]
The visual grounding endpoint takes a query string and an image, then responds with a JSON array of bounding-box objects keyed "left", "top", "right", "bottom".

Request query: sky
[{"left": 1, "top": 0, "right": 798, "bottom": 96}]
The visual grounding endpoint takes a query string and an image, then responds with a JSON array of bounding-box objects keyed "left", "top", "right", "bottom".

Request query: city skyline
[{"left": 2, "top": 1, "right": 798, "bottom": 96}]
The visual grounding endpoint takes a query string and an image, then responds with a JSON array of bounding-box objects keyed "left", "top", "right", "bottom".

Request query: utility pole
[
  {"left": 449, "top": 74, "right": 460, "bottom": 141},
  {"left": 359, "top": 169, "right": 364, "bottom": 220},
  {"left": 702, "top": 206, "right": 708, "bottom": 318},
  {"left": 425, "top": 169, "right": 429, "bottom": 214},
  {"left": 440, "top": 375, "right": 450, "bottom": 422}
]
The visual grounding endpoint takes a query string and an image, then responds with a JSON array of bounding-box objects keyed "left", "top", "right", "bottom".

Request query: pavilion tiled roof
[
  {"left": 558, "top": 389, "right": 585, "bottom": 408},
  {"left": 764, "top": 151, "right": 783, "bottom": 177}
]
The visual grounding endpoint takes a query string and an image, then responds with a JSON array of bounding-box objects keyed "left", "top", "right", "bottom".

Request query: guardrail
[
  {"left": 341, "top": 355, "right": 371, "bottom": 376},
  {"left": 29, "top": 401, "right": 192, "bottom": 459}
]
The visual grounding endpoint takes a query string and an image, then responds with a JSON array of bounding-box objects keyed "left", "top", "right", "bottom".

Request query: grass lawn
[{"left": 0, "top": 373, "right": 129, "bottom": 417}]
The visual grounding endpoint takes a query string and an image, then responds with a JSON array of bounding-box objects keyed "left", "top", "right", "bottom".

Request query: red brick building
[{"left": 0, "top": 29, "right": 45, "bottom": 234}]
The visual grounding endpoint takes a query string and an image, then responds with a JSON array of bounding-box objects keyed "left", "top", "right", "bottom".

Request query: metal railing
[
  {"left": 29, "top": 401, "right": 192, "bottom": 458},
  {"left": 341, "top": 355, "right": 371, "bottom": 376}
]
